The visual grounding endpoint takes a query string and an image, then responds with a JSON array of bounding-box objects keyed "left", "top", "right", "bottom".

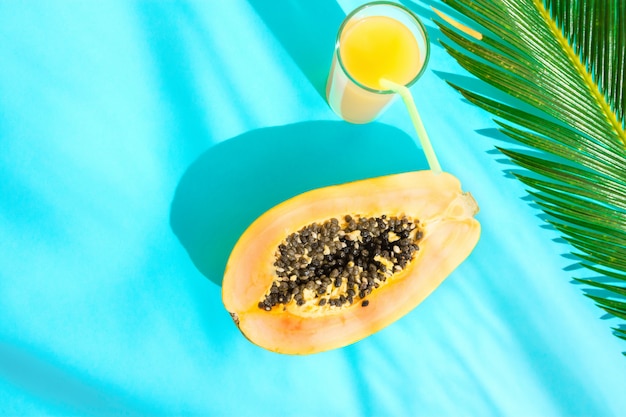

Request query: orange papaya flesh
[{"left": 222, "top": 170, "right": 480, "bottom": 354}]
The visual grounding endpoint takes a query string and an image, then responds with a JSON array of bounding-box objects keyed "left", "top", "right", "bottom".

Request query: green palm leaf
[{"left": 432, "top": 0, "right": 626, "bottom": 355}]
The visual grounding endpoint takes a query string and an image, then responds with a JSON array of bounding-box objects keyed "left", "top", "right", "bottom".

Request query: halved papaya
[{"left": 222, "top": 170, "right": 480, "bottom": 354}]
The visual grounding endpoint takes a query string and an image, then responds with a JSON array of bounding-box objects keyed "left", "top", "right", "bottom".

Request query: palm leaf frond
[
  {"left": 574, "top": 278, "right": 626, "bottom": 297},
  {"left": 433, "top": 0, "right": 626, "bottom": 355}
]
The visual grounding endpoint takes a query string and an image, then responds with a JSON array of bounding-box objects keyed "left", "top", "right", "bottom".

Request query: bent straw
[{"left": 380, "top": 78, "right": 442, "bottom": 174}]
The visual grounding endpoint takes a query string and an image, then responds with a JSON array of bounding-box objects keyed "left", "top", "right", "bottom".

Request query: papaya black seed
[
  {"left": 361, "top": 300, "right": 369, "bottom": 307},
  {"left": 259, "top": 215, "right": 422, "bottom": 311}
]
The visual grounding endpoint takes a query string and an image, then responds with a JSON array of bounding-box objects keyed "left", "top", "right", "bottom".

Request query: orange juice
[
  {"left": 326, "top": 3, "right": 429, "bottom": 124},
  {"left": 340, "top": 16, "right": 421, "bottom": 91}
]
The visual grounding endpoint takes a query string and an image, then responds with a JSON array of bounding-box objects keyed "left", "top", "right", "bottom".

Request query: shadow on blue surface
[
  {"left": 170, "top": 121, "right": 427, "bottom": 286},
  {"left": 399, "top": 0, "right": 445, "bottom": 47},
  {"left": 136, "top": 2, "right": 218, "bottom": 152},
  {"left": 248, "top": 0, "right": 345, "bottom": 99},
  {"left": 475, "top": 128, "right": 522, "bottom": 148},
  {"left": 0, "top": 341, "right": 159, "bottom": 416}
]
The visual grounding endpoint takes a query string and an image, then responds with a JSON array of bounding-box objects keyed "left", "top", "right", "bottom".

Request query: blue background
[{"left": 1, "top": 1, "right": 625, "bottom": 416}]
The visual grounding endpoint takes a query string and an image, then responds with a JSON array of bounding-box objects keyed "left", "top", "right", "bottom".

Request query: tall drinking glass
[{"left": 326, "top": 2, "right": 430, "bottom": 124}]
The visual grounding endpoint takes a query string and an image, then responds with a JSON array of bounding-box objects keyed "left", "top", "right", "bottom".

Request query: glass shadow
[
  {"left": 170, "top": 121, "right": 427, "bottom": 286},
  {"left": 247, "top": 0, "right": 345, "bottom": 99}
]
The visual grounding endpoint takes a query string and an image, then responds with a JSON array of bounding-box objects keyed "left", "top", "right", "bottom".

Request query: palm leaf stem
[
  {"left": 434, "top": 0, "right": 626, "bottom": 355},
  {"left": 531, "top": 0, "right": 626, "bottom": 146}
]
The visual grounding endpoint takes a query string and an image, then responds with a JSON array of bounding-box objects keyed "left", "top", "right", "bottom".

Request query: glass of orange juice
[{"left": 326, "top": 1, "right": 430, "bottom": 124}]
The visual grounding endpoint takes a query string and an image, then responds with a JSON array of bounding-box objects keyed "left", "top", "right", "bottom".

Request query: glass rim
[{"left": 334, "top": 1, "right": 431, "bottom": 95}]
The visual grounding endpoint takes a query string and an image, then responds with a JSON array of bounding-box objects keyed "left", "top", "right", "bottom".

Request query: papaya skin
[{"left": 222, "top": 170, "right": 480, "bottom": 354}]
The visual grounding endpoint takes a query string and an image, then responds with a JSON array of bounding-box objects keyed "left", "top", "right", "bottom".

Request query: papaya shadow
[{"left": 170, "top": 120, "right": 428, "bottom": 286}]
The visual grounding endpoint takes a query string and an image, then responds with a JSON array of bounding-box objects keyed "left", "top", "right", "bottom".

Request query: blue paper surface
[{"left": 1, "top": 1, "right": 625, "bottom": 416}]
